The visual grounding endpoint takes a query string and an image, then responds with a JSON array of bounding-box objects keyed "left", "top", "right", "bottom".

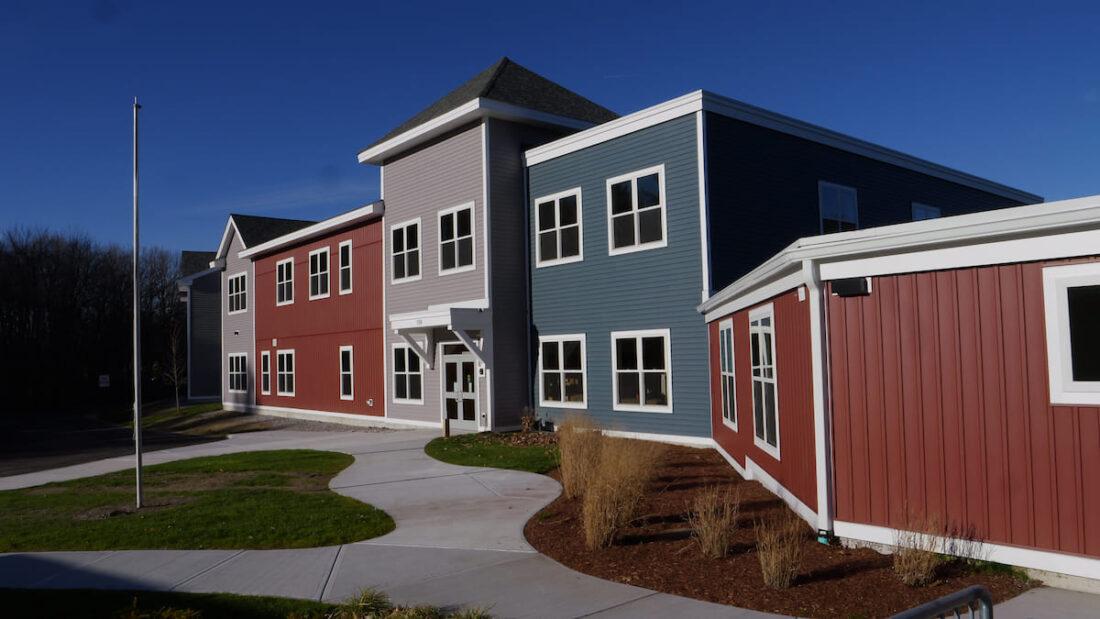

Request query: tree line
[{"left": 0, "top": 228, "right": 185, "bottom": 414}]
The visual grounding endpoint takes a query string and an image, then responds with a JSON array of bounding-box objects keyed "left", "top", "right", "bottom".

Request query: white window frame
[
  {"left": 610, "top": 328, "right": 673, "bottom": 413},
  {"left": 538, "top": 334, "right": 588, "bottom": 409},
  {"left": 392, "top": 343, "right": 424, "bottom": 404},
  {"left": 719, "top": 318, "right": 737, "bottom": 431},
  {"left": 227, "top": 272, "right": 247, "bottom": 315},
  {"left": 1043, "top": 262, "right": 1100, "bottom": 405},
  {"left": 338, "top": 240, "right": 353, "bottom": 295},
  {"left": 749, "top": 304, "right": 780, "bottom": 459},
  {"left": 437, "top": 202, "right": 476, "bottom": 275},
  {"left": 275, "top": 258, "right": 294, "bottom": 306},
  {"left": 818, "top": 181, "right": 859, "bottom": 233},
  {"left": 277, "top": 349, "right": 295, "bottom": 397},
  {"left": 390, "top": 218, "right": 422, "bottom": 284},
  {"left": 260, "top": 351, "right": 271, "bottom": 395},
  {"left": 308, "top": 247, "right": 330, "bottom": 300},
  {"left": 606, "top": 164, "right": 668, "bottom": 256},
  {"left": 534, "top": 188, "right": 584, "bottom": 268},
  {"left": 912, "top": 202, "right": 942, "bottom": 221},
  {"left": 339, "top": 345, "right": 354, "bottom": 401},
  {"left": 227, "top": 353, "right": 247, "bottom": 393}
]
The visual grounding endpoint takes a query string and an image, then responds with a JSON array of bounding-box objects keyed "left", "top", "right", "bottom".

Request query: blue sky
[{"left": 1, "top": 0, "right": 1097, "bottom": 254}]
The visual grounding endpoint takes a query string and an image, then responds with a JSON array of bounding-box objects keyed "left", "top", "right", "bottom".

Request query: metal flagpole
[{"left": 133, "top": 97, "right": 143, "bottom": 509}]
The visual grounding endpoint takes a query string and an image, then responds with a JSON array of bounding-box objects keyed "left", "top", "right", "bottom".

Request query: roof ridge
[{"left": 479, "top": 56, "right": 510, "bottom": 97}]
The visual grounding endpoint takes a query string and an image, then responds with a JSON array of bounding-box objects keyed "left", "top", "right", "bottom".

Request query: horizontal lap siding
[
  {"left": 829, "top": 261, "right": 1100, "bottom": 557},
  {"left": 222, "top": 232, "right": 254, "bottom": 406},
  {"left": 710, "top": 288, "right": 817, "bottom": 510}
]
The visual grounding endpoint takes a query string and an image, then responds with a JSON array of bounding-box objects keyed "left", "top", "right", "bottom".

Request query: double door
[{"left": 442, "top": 344, "right": 478, "bottom": 431}]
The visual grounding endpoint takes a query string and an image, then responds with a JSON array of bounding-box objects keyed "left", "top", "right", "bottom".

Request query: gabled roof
[
  {"left": 214, "top": 214, "right": 317, "bottom": 262},
  {"left": 180, "top": 251, "right": 215, "bottom": 277},
  {"left": 359, "top": 57, "right": 618, "bottom": 165}
]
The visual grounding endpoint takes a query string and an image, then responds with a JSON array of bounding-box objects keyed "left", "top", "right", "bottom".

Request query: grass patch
[
  {"left": 0, "top": 588, "right": 334, "bottom": 619},
  {"left": 963, "top": 558, "right": 1031, "bottom": 582},
  {"left": 138, "top": 402, "right": 224, "bottom": 427},
  {"left": 425, "top": 433, "right": 558, "bottom": 474},
  {"left": 0, "top": 450, "right": 394, "bottom": 552}
]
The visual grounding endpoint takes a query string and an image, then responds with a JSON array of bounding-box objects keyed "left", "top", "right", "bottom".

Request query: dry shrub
[
  {"left": 894, "top": 516, "right": 942, "bottom": 587},
  {"left": 755, "top": 512, "right": 806, "bottom": 589},
  {"left": 689, "top": 485, "right": 742, "bottom": 558},
  {"left": 556, "top": 415, "right": 603, "bottom": 499},
  {"left": 582, "top": 437, "right": 666, "bottom": 550},
  {"left": 520, "top": 407, "right": 539, "bottom": 433}
]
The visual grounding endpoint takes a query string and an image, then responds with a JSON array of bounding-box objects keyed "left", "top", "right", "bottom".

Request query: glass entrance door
[{"left": 442, "top": 345, "right": 478, "bottom": 431}]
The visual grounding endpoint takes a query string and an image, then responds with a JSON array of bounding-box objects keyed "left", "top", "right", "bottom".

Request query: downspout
[{"left": 802, "top": 259, "right": 834, "bottom": 541}]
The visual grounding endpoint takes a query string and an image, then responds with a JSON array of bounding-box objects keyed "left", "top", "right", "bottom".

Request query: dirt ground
[{"left": 525, "top": 444, "right": 1033, "bottom": 619}]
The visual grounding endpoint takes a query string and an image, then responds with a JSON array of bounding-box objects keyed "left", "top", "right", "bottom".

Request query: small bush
[
  {"left": 894, "top": 517, "right": 942, "bottom": 587},
  {"left": 582, "top": 437, "right": 665, "bottom": 549},
  {"left": 327, "top": 588, "right": 493, "bottom": 618},
  {"left": 756, "top": 512, "right": 805, "bottom": 589},
  {"left": 556, "top": 415, "right": 603, "bottom": 499},
  {"left": 520, "top": 407, "right": 539, "bottom": 433},
  {"left": 689, "top": 485, "right": 742, "bottom": 558}
]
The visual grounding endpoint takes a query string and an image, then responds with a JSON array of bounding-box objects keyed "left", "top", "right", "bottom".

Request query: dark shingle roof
[
  {"left": 366, "top": 57, "right": 618, "bottom": 149},
  {"left": 231, "top": 214, "right": 316, "bottom": 248},
  {"left": 180, "top": 251, "right": 216, "bottom": 277}
]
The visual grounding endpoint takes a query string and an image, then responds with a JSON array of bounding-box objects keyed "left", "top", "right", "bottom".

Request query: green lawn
[
  {"left": 136, "top": 402, "right": 224, "bottom": 427},
  {"left": 0, "top": 450, "right": 394, "bottom": 552},
  {"left": 424, "top": 433, "right": 558, "bottom": 474},
  {"left": 0, "top": 588, "right": 335, "bottom": 619}
]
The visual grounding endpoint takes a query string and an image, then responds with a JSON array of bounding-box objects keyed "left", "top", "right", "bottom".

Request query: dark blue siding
[
  {"left": 189, "top": 271, "right": 221, "bottom": 399},
  {"left": 529, "top": 114, "right": 709, "bottom": 438}
]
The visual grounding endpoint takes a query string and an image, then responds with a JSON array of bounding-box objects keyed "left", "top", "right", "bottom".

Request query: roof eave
[
  {"left": 214, "top": 217, "right": 242, "bottom": 262},
  {"left": 238, "top": 201, "right": 385, "bottom": 259}
]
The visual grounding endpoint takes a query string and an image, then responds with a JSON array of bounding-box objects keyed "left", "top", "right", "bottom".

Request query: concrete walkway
[{"left": 0, "top": 429, "right": 1093, "bottom": 618}]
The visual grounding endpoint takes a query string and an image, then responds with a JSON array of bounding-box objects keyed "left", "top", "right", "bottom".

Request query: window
[
  {"left": 228, "top": 353, "right": 247, "bottom": 393},
  {"left": 611, "top": 329, "right": 672, "bottom": 412},
  {"left": 439, "top": 204, "right": 474, "bottom": 273},
  {"left": 535, "top": 189, "right": 582, "bottom": 266},
  {"left": 749, "top": 305, "right": 779, "bottom": 458},
  {"left": 819, "top": 181, "right": 858, "bottom": 233},
  {"left": 393, "top": 344, "right": 423, "bottom": 403},
  {"left": 539, "top": 335, "right": 586, "bottom": 408},
  {"left": 276, "top": 258, "right": 294, "bottom": 306},
  {"left": 338, "top": 240, "right": 353, "bottom": 294},
  {"left": 607, "top": 165, "right": 666, "bottom": 254},
  {"left": 277, "top": 350, "right": 295, "bottom": 396},
  {"left": 1042, "top": 262, "right": 1100, "bottom": 405},
  {"left": 309, "top": 248, "right": 329, "bottom": 299},
  {"left": 912, "top": 203, "right": 942, "bottom": 221},
  {"left": 260, "top": 351, "right": 271, "bottom": 395},
  {"left": 339, "top": 345, "right": 353, "bottom": 400},
  {"left": 719, "top": 319, "right": 736, "bottom": 429},
  {"left": 227, "top": 272, "right": 247, "bottom": 314},
  {"left": 391, "top": 220, "right": 421, "bottom": 282}
]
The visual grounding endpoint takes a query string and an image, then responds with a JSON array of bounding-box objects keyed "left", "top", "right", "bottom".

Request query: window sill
[
  {"left": 753, "top": 435, "right": 781, "bottom": 461},
  {"left": 438, "top": 264, "right": 476, "bottom": 277},
  {"left": 540, "top": 400, "right": 587, "bottom": 409},
  {"left": 612, "top": 403, "right": 673, "bottom": 414},
  {"left": 276, "top": 300, "right": 294, "bottom": 307},
  {"left": 535, "top": 255, "right": 583, "bottom": 269},
  {"left": 608, "top": 239, "right": 668, "bottom": 257},
  {"left": 391, "top": 275, "right": 423, "bottom": 285},
  {"left": 721, "top": 416, "right": 738, "bottom": 432},
  {"left": 392, "top": 398, "right": 424, "bottom": 406},
  {"left": 308, "top": 293, "right": 331, "bottom": 301},
  {"left": 227, "top": 309, "right": 248, "bottom": 316}
]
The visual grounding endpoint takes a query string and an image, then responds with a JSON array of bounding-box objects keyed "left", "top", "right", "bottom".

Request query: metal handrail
[{"left": 890, "top": 585, "right": 994, "bottom": 619}]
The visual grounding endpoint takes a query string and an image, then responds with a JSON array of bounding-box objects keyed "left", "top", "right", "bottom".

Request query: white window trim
[
  {"left": 437, "top": 202, "right": 476, "bottom": 276},
  {"left": 390, "top": 217, "right": 423, "bottom": 284},
  {"left": 260, "top": 350, "right": 271, "bottom": 395},
  {"left": 308, "top": 247, "right": 330, "bottom": 300},
  {"left": 611, "top": 328, "right": 673, "bottom": 413},
  {"left": 606, "top": 164, "right": 668, "bottom": 256},
  {"left": 275, "top": 258, "right": 294, "bottom": 306},
  {"left": 392, "top": 342, "right": 424, "bottom": 405},
  {"left": 1043, "top": 262, "right": 1100, "bottom": 405},
  {"left": 339, "top": 345, "right": 354, "bottom": 401},
  {"left": 749, "top": 304, "right": 781, "bottom": 460},
  {"left": 277, "top": 349, "right": 295, "bottom": 397},
  {"left": 534, "top": 187, "right": 584, "bottom": 268},
  {"left": 719, "top": 318, "right": 737, "bottom": 431},
  {"left": 818, "top": 180, "right": 859, "bottom": 233},
  {"left": 538, "top": 334, "right": 588, "bottom": 409},
  {"left": 912, "top": 202, "right": 942, "bottom": 221},
  {"left": 227, "top": 352, "right": 247, "bottom": 393},
  {"left": 338, "top": 240, "right": 353, "bottom": 295},
  {"left": 227, "top": 271, "right": 247, "bottom": 315}
]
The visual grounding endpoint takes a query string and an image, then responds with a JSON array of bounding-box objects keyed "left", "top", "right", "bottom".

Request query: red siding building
[{"left": 701, "top": 195, "right": 1100, "bottom": 580}]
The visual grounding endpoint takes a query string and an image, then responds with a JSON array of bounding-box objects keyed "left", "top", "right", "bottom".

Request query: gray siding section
[
  {"left": 188, "top": 270, "right": 221, "bottom": 398},
  {"left": 221, "top": 231, "right": 254, "bottom": 406},
  {"left": 529, "top": 115, "right": 709, "bottom": 437}
]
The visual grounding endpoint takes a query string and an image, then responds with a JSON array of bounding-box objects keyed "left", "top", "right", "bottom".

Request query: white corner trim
[
  {"left": 803, "top": 260, "right": 834, "bottom": 534},
  {"left": 238, "top": 202, "right": 382, "bottom": 259},
  {"left": 600, "top": 428, "right": 716, "bottom": 448},
  {"left": 696, "top": 110, "right": 710, "bottom": 303}
]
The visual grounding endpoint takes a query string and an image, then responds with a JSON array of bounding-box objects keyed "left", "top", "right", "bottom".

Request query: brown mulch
[
  {"left": 524, "top": 444, "right": 1033, "bottom": 619},
  {"left": 499, "top": 430, "right": 558, "bottom": 447}
]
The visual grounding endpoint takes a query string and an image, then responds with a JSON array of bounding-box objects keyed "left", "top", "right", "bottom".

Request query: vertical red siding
[
  {"left": 829, "top": 259, "right": 1100, "bottom": 558},
  {"left": 710, "top": 288, "right": 817, "bottom": 512}
]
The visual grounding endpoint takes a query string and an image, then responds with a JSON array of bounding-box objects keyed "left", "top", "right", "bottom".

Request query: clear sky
[{"left": 1, "top": 0, "right": 1097, "bottom": 254}]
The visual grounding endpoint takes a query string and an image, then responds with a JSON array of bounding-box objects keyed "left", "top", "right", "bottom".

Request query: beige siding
[{"left": 222, "top": 230, "right": 254, "bottom": 406}]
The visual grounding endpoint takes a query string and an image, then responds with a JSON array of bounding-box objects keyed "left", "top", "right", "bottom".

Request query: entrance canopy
[{"left": 389, "top": 302, "right": 492, "bottom": 369}]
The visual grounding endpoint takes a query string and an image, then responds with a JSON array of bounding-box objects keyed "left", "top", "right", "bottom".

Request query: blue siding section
[{"left": 529, "top": 114, "right": 709, "bottom": 437}]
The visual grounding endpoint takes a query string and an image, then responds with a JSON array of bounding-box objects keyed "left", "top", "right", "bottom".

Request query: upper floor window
[
  {"left": 536, "top": 189, "right": 583, "bottom": 267},
  {"left": 819, "top": 181, "right": 858, "bottom": 233},
  {"left": 227, "top": 272, "right": 247, "bottom": 314},
  {"left": 276, "top": 258, "right": 294, "bottom": 306},
  {"left": 539, "top": 335, "right": 586, "bottom": 408},
  {"left": 749, "top": 304, "right": 779, "bottom": 458},
  {"left": 339, "top": 345, "right": 353, "bottom": 400},
  {"left": 1043, "top": 262, "right": 1100, "bottom": 405},
  {"left": 309, "top": 247, "right": 329, "bottom": 300},
  {"left": 392, "top": 220, "right": 421, "bottom": 283},
  {"left": 912, "top": 203, "right": 942, "bottom": 221},
  {"left": 607, "top": 165, "right": 666, "bottom": 255},
  {"left": 338, "top": 240, "right": 353, "bottom": 294},
  {"left": 228, "top": 353, "right": 247, "bottom": 393},
  {"left": 611, "top": 328, "right": 672, "bottom": 413},
  {"left": 719, "top": 319, "right": 736, "bottom": 430},
  {"left": 439, "top": 203, "right": 474, "bottom": 274}
]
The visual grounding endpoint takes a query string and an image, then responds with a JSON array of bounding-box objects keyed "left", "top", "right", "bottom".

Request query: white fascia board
[
  {"left": 702, "top": 269, "right": 804, "bottom": 322},
  {"left": 215, "top": 217, "right": 241, "bottom": 261},
  {"left": 238, "top": 201, "right": 384, "bottom": 259}
]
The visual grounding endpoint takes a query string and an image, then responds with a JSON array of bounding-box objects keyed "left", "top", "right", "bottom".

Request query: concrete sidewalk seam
[
  {"left": 169, "top": 550, "right": 245, "bottom": 590},
  {"left": 329, "top": 471, "right": 472, "bottom": 490},
  {"left": 467, "top": 472, "right": 506, "bottom": 498},
  {"left": 574, "top": 591, "right": 660, "bottom": 618},
  {"left": 318, "top": 544, "right": 345, "bottom": 601},
  {"left": 28, "top": 550, "right": 118, "bottom": 588}
]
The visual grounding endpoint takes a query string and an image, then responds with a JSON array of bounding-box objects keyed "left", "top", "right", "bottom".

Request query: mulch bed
[{"left": 524, "top": 444, "right": 1033, "bottom": 619}]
